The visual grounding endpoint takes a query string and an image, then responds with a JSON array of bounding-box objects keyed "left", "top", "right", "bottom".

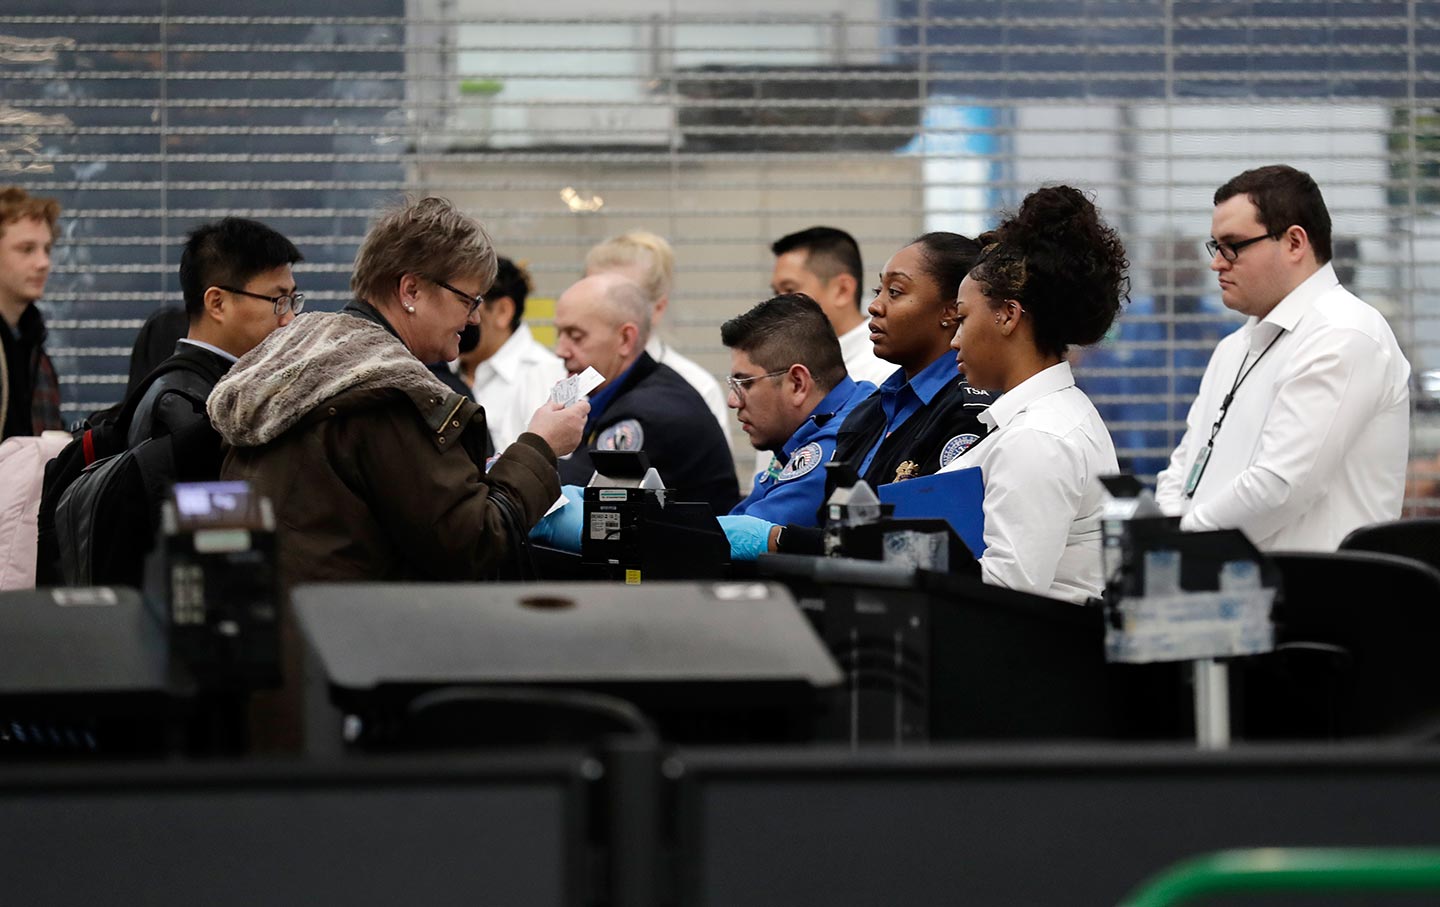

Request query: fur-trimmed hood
[{"left": 208, "top": 310, "right": 455, "bottom": 448}]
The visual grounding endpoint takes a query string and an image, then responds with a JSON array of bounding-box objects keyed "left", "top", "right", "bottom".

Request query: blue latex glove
[
  {"left": 528, "top": 485, "right": 586, "bottom": 552},
  {"left": 717, "top": 514, "right": 777, "bottom": 562}
]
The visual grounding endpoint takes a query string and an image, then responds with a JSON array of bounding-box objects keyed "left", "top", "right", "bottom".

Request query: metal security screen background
[{"left": 5, "top": 1, "right": 1439, "bottom": 504}]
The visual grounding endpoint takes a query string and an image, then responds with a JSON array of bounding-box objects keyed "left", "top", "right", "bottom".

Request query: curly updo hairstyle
[{"left": 969, "top": 185, "right": 1128, "bottom": 358}]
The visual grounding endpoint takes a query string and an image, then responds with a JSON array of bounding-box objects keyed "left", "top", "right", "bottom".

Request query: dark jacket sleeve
[
  {"left": 644, "top": 406, "right": 739, "bottom": 513},
  {"left": 340, "top": 406, "right": 560, "bottom": 580}
]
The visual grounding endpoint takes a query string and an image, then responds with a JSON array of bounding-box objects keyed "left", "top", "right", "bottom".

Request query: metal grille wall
[{"left": 5, "top": 1, "right": 1439, "bottom": 502}]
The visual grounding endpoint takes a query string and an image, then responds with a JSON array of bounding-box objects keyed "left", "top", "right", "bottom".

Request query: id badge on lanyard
[
  {"left": 1184, "top": 443, "right": 1212, "bottom": 498},
  {"left": 1185, "top": 326, "right": 1284, "bottom": 500}
]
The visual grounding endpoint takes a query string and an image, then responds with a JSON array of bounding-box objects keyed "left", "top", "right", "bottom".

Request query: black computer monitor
[{"left": 294, "top": 581, "right": 842, "bottom": 747}]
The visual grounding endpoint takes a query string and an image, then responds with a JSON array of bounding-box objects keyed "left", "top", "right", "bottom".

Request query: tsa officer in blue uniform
[
  {"left": 553, "top": 272, "right": 739, "bottom": 513},
  {"left": 718, "top": 232, "right": 995, "bottom": 559},
  {"left": 724, "top": 294, "right": 875, "bottom": 526},
  {"left": 827, "top": 231, "right": 995, "bottom": 498}
]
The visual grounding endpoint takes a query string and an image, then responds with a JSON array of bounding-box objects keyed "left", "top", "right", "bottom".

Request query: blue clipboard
[{"left": 878, "top": 466, "right": 987, "bottom": 557}]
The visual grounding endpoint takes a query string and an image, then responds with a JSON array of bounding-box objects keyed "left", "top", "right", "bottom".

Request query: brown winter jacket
[
  {"left": 211, "top": 302, "right": 560, "bottom": 587},
  {"left": 208, "top": 301, "right": 561, "bottom": 750}
]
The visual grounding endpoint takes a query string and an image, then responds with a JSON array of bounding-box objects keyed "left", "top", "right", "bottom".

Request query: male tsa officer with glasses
[
  {"left": 722, "top": 294, "right": 875, "bottom": 529},
  {"left": 1155, "top": 164, "right": 1409, "bottom": 551}
]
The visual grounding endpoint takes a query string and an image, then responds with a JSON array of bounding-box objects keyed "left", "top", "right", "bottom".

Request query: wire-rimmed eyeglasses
[{"left": 725, "top": 369, "right": 788, "bottom": 402}]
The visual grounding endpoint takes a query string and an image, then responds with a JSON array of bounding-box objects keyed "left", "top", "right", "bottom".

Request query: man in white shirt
[
  {"left": 583, "top": 231, "right": 731, "bottom": 442},
  {"left": 769, "top": 226, "right": 894, "bottom": 387},
  {"left": 458, "top": 256, "right": 566, "bottom": 452},
  {"left": 1155, "top": 165, "right": 1410, "bottom": 550}
]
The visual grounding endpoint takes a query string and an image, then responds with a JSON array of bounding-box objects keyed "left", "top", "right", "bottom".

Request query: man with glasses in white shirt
[{"left": 1155, "top": 165, "right": 1410, "bottom": 550}]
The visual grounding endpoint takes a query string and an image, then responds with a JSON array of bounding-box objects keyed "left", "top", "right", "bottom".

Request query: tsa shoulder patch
[
  {"left": 596, "top": 418, "right": 645, "bottom": 451},
  {"left": 938, "top": 433, "right": 980, "bottom": 467},
  {"left": 778, "top": 442, "right": 823, "bottom": 481}
]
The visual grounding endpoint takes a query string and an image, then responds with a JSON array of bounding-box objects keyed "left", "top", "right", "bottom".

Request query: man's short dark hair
[
  {"left": 179, "top": 217, "right": 303, "bottom": 319},
  {"left": 1214, "top": 164, "right": 1333, "bottom": 264},
  {"left": 721, "top": 293, "right": 847, "bottom": 392},
  {"left": 488, "top": 256, "right": 532, "bottom": 332},
  {"left": 771, "top": 226, "right": 864, "bottom": 309}
]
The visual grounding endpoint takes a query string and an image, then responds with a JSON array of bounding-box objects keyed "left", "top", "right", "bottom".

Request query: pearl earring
[{"left": 404, "top": 303, "right": 416, "bottom": 313}]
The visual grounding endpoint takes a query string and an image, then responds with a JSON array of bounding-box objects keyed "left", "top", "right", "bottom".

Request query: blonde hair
[
  {"left": 584, "top": 230, "right": 674, "bottom": 305},
  {"left": 0, "top": 186, "right": 60, "bottom": 238},
  {"left": 351, "top": 196, "right": 497, "bottom": 305},
  {"left": 599, "top": 275, "right": 654, "bottom": 348}
]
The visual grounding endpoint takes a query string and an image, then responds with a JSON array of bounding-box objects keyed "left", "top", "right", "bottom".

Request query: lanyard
[{"left": 1184, "top": 327, "right": 1285, "bottom": 499}]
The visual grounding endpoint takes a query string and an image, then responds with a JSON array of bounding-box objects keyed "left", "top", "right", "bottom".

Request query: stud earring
[
  {"left": 939, "top": 319, "right": 952, "bottom": 328},
  {"left": 403, "top": 303, "right": 416, "bottom": 313}
]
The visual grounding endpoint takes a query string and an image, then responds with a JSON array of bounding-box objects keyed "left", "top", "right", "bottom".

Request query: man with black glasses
[
  {"left": 36, "top": 218, "right": 303, "bottom": 591},
  {"left": 128, "top": 217, "right": 303, "bottom": 446},
  {"left": 1155, "top": 165, "right": 1410, "bottom": 550}
]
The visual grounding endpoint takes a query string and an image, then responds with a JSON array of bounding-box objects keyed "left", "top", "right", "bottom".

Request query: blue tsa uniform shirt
[{"left": 730, "top": 376, "right": 875, "bottom": 528}]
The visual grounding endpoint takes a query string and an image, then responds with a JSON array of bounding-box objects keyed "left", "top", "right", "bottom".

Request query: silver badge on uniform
[
  {"left": 778, "top": 442, "right": 823, "bottom": 481},
  {"left": 938, "top": 433, "right": 980, "bottom": 467},
  {"left": 596, "top": 418, "right": 645, "bottom": 451}
]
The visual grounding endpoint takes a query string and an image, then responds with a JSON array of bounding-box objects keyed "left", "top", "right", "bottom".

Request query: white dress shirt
[
  {"left": 177, "top": 337, "right": 238, "bottom": 363},
  {"left": 940, "top": 361, "right": 1118, "bottom": 603},
  {"left": 647, "top": 335, "right": 732, "bottom": 442},
  {"left": 471, "top": 323, "right": 568, "bottom": 452},
  {"left": 837, "top": 320, "right": 898, "bottom": 387},
  {"left": 1154, "top": 263, "right": 1410, "bottom": 551}
]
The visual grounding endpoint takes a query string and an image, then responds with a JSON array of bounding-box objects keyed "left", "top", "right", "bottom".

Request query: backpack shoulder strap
[{"left": 111, "top": 347, "right": 226, "bottom": 439}]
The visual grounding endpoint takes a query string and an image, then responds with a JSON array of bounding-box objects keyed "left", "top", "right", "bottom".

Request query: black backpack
[{"left": 35, "top": 353, "right": 228, "bottom": 587}]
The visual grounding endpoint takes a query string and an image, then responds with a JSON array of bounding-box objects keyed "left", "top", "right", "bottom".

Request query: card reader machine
[
  {"left": 151, "top": 480, "right": 281, "bottom": 691},
  {"left": 580, "top": 451, "right": 730, "bottom": 582},
  {"left": 820, "top": 462, "right": 978, "bottom": 573}
]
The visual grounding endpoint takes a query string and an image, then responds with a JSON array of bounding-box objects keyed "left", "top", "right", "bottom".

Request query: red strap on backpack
[{"left": 81, "top": 428, "right": 96, "bottom": 465}]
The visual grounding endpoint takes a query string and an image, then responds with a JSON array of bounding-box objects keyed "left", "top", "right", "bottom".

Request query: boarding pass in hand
[{"left": 550, "top": 367, "right": 605, "bottom": 408}]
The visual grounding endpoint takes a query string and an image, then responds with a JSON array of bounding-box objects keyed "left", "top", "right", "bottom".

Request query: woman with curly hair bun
[{"left": 939, "top": 185, "right": 1128, "bottom": 602}]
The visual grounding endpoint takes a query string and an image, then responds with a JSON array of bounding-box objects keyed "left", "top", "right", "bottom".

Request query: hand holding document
[{"left": 550, "top": 367, "right": 605, "bottom": 408}]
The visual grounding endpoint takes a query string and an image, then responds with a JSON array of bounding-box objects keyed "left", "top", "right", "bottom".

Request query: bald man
[{"left": 553, "top": 272, "right": 739, "bottom": 513}]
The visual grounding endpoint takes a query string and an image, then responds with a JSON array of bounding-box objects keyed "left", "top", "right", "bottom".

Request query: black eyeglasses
[
  {"left": 219, "top": 285, "right": 305, "bottom": 316},
  {"left": 434, "top": 278, "right": 484, "bottom": 317},
  {"left": 1205, "top": 232, "right": 1280, "bottom": 263}
]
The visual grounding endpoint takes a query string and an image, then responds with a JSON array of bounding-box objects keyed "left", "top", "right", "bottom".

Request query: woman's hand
[{"left": 526, "top": 400, "right": 590, "bottom": 457}]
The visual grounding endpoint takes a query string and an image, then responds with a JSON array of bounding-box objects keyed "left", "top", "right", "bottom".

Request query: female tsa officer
[
  {"left": 718, "top": 232, "right": 996, "bottom": 558},
  {"left": 939, "top": 185, "right": 1128, "bottom": 602}
]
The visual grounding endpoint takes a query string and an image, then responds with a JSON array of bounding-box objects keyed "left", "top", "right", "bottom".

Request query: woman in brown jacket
[{"left": 208, "top": 196, "right": 587, "bottom": 750}]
